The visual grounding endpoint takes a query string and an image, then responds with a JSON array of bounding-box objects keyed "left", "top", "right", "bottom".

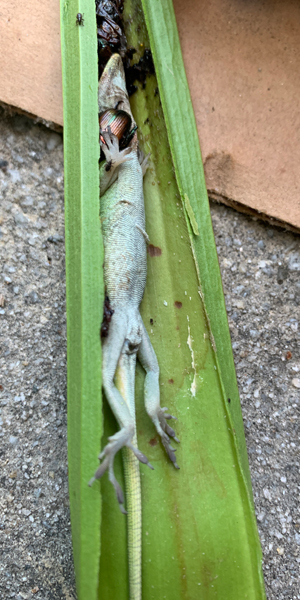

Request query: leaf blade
[
  {"left": 99, "top": 1, "right": 266, "bottom": 598},
  {"left": 60, "top": 1, "right": 103, "bottom": 598},
  {"left": 61, "top": 0, "right": 266, "bottom": 597}
]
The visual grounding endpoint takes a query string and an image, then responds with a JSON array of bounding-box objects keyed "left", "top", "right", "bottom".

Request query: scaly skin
[{"left": 89, "top": 54, "right": 179, "bottom": 600}]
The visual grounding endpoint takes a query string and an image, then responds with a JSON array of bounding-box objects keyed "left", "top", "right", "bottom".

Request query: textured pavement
[{"left": 0, "top": 110, "right": 299, "bottom": 599}]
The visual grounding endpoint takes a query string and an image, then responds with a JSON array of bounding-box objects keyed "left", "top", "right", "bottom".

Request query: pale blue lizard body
[{"left": 89, "top": 54, "right": 179, "bottom": 600}]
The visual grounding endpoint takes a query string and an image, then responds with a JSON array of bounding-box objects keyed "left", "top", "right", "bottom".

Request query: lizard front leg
[
  {"left": 138, "top": 320, "right": 180, "bottom": 468},
  {"left": 100, "top": 128, "right": 132, "bottom": 195}
]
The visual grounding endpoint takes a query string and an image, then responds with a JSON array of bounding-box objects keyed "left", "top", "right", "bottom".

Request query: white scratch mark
[
  {"left": 164, "top": 62, "right": 174, "bottom": 76},
  {"left": 187, "top": 315, "right": 197, "bottom": 397}
]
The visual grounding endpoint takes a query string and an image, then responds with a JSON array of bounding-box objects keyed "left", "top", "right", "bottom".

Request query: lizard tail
[
  {"left": 115, "top": 350, "right": 142, "bottom": 600},
  {"left": 123, "top": 441, "right": 142, "bottom": 600}
]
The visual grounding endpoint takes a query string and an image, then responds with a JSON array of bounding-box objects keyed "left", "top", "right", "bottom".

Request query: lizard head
[{"left": 98, "top": 55, "right": 136, "bottom": 122}]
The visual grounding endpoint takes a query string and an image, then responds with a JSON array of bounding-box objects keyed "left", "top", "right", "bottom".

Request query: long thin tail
[
  {"left": 123, "top": 441, "right": 142, "bottom": 600},
  {"left": 115, "top": 352, "right": 142, "bottom": 600}
]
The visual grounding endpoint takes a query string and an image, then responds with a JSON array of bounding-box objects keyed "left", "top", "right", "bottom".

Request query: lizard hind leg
[
  {"left": 89, "top": 310, "right": 153, "bottom": 512},
  {"left": 138, "top": 320, "right": 180, "bottom": 469}
]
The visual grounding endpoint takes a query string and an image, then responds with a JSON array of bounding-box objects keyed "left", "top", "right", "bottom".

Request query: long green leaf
[
  {"left": 99, "top": 1, "right": 266, "bottom": 599},
  {"left": 60, "top": 1, "right": 103, "bottom": 598},
  {"left": 141, "top": 0, "right": 252, "bottom": 486},
  {"left": 61, "top": 0, "right": 266, "bottom": 598}
]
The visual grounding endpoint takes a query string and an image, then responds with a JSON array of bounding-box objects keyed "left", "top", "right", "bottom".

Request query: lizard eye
[{"left": 99, "top": 109, "right": 137, "bottom": 149}]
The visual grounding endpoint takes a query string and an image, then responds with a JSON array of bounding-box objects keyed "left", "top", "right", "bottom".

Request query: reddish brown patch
[
  {"left": 0, "top": 384, "right": 3, "bottom": 391},
  {"left": 174, "top": 301, "right": 182, "bottom": 309},
  {"left": 148, "top": 244, "right": 162, "bottom": 257},
  {"left": 149, "top": 437, "right": 158, "bottom": 447},
  {"left": 285, "top": 350, "right": 292, "bottom": 360},
  {"left": 168, "top": 379, "right": 174, "bottom": 384}
]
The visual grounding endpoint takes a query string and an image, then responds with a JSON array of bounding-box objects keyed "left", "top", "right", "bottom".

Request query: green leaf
[
  {"left": 60, "top": 1, "right": 103, "bottom": 599},
  {"left": 61, "top": 0, "right": 266, "bottom": 598},
  {"left": 99, "top": 1, "right": 266, "bottom": 599},
  {"left": 184, "top": 194, "right": 200, "bottom": 236}
]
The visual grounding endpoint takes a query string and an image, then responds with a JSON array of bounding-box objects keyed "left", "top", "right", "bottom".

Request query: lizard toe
[
  {"left": 109, "top": 465, "right": 127, "bottom": 514},
  {"left": 158, "top": 408, "right": 180, "bottom": 443},
  {"left": 151, "top": 408, "right": 180, "bottom": 467},
  {"left": 161, "top": 406, "right": 177, "bottom": 420},
  {"left": 89, "top": 446, "right": 127, "bottom": 514},
  {"left": 161, "top": 434, "right": 180, "bottom": 469},
  {"left": 127, "top": 443, "right": 154, "bottom": 470}
]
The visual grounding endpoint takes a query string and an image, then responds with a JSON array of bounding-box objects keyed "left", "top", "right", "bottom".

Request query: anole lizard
[{"left": 89, "top": 54, "right": 179, "bottom": 599}]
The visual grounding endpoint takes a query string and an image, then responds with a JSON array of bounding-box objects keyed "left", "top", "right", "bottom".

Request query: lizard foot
[
  {"left": 150, "top": 407, "right": 180, "bottom": 469},
  {"left": 100, "top": 127, "right": 131, "bottom": 169},
  {"left": 138, "top": 150, "right": 150, "bottom": 176},
  {"left": 89, "top": 428, "right": 153, "bottom": 514}
]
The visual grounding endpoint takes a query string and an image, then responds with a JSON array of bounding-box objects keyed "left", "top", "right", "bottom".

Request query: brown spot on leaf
[
  {"left": 149, "top": 437, "right": 158, "bottom": 447},
  {"left": 168, "top": 379, "right": 174, "bottom": 384},
  {"left": 148, "top": 244, "right": 162, "bottom": 257},
  {"left": 174, "top": 301, "right": 182, "bottom": 309}
]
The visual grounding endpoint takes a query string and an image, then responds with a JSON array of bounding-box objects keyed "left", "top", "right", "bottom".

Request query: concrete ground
[{"left": 0, "top": 111, "right": 299, "bottom": 599}]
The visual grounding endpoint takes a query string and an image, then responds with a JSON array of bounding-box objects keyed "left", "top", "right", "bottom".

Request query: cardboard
[
  {"left": 173, "top": 0, "right": 300, "bottom": 230},
  {"left": 1, "top": 0, "right": 300, "bottom": 229},
  {"left": 0, "top": 0, "right": 63, "bottom": 126}
]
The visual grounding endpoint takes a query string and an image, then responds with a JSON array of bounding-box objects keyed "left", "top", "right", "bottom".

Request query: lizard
[{"left": 88, "top": 54, "right": 179, "bottom": 599}]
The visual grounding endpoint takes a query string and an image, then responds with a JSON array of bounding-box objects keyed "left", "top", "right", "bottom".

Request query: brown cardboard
[
  {"left": 0, "top": 0, "right": 63, "bottom": 126},
  {"left": 173, "top": 0, "right": 300, "bottom": 230},
  {"left": 1, "top": 0, "right": 300, "bottom": 229}
]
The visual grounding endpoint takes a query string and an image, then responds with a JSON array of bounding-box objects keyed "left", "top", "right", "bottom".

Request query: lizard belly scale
[
  {"left": 101, "top": 153, "right": 146, "bottom": 600},
  {"left": 101, "top": 156, "right": 147, "bottom": 307}
]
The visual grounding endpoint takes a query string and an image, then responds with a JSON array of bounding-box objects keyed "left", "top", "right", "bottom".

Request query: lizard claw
[
  {"left": 161, "top": 433, "right": 180, "bottom": 469},
  {"left": 159, "top": 408, "right": 180, "bottom": 444},
  {"left": 100, "top": 127, "right": 132, "bottom": 168},
  {"left": 161, "top": 407, "right": 177, "bottom": 420}
]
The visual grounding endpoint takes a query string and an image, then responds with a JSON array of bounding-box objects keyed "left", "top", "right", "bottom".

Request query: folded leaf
[
  {"left": 61, "top": 0, "right": 266, "bottom": 598},
  {"left": 60, "top": 2, "right": 103, "bottom": 598}
]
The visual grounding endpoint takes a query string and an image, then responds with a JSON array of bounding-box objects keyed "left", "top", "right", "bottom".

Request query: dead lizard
[{"left": 89, "top": 53, "right": 179, "bottom": 600}]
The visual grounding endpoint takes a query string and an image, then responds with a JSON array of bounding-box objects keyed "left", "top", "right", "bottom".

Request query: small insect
[
  {"left": 76, "top": 13, "right": 84, "bottom": 26},
  {"left": 99, "top": 109, "right": 137, "bottom": 150}
]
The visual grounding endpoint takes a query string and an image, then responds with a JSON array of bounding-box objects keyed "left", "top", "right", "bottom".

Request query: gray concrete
[
  {"left": 211, "top": 204, "right": 300, "bottom": 600},
  {"left": 0, "top": 111, "right": 299, "bottom": 599}
]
